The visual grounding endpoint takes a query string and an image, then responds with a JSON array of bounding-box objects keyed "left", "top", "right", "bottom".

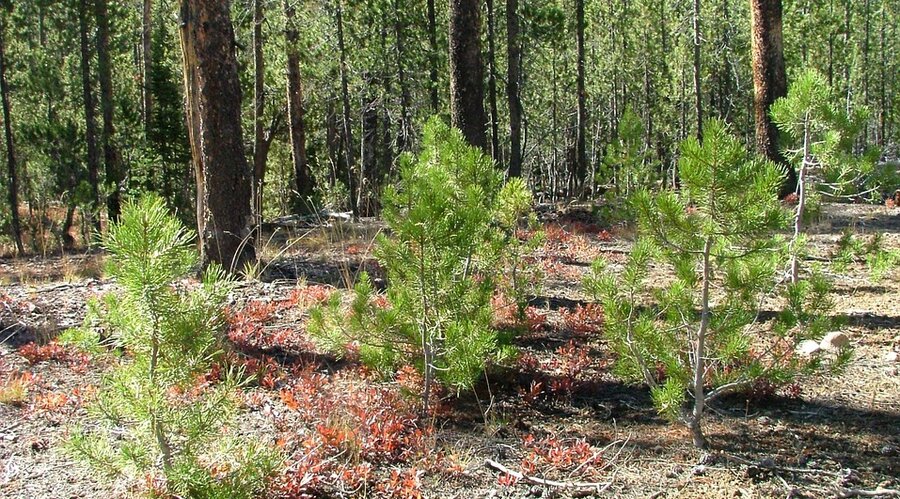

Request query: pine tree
[
  {"left": 309, "top": 119, "right": 535, "bottom": 412},
  {"left": 67, "top": 196, "right": 278, "bottom": 497},
  {"left": 587, "top": 120, "right": 792, "bottom": 448}
]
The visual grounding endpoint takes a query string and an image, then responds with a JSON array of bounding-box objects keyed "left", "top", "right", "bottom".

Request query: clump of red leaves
[
  {"left": 18, "top": 341, "right": 89, "bottom": 370},
  {"left": 560, "top": 303, "right": 604, "bottom": 335},
  {"left": 226, "top": 285, "right": 333, "bottom": 354},
  {"left": 518, "top": 433, "right": 604, "bottom": 479},
  {"left": 273, "top": 368, "right": 432, "bottom": 498}
]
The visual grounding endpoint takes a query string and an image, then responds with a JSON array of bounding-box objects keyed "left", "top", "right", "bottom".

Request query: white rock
[
  {"left": 884, "top": 351, "right": 899, "bottom": 363},
  {"left": 796, "top": 340, "right": 821, "bottom": 357},
  {"left": 820, "top": 331, "right": 850, "bottom": 351}
]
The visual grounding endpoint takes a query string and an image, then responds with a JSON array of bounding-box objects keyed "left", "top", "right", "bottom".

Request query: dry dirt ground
[{"left": 0, "top": 202, "right": 898, "bottom": 498}]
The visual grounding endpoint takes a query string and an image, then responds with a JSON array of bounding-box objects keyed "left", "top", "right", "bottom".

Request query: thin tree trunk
[
  {"left": 449, "top": 0, "right": 488, "bottom": 150},
  {"left": 252, "top": 0, "right": 266, "bottom": 225},
  {"left": 750, "top": 0, "right": 795, "bottom": 197},
  {"left": 142, "top": 0, "right": 153, "bottom": 133},
  {"left": 689, "top": 236, "right": 713, "bottom": 450},
  {"left": 877, "top": 6, "right": 887, "bottom": 149},
  {"left": 284, "top": 0, "right": 313, "bottom": 210},
  {"left": 692, "top": 0, "right": 703, "bottom": 141},
  {"left": 506, "top": 0, "right": 523, "bottom": 178},
  {"left": 427, "top": 0, "right": 440, "bottom": 113},
  {"left": 574, "top": 0, "right": 587, "bottom": 196},
  {"left": 178, "top": 0, "right": 255, "bottom": 271},
  {"left": 394, "top": 0, "right": 411, "bottom": 151},
  {"left": 862, "top": 0, "right": 870, "bottom": 145},
  {"left": 0, "top": 20, "right": 23, "bottom": 255},
  {"left": 78, "top": 0, "right": 101, "bottom": 237},
  {"left": 485, "top": 0, "right": 501, "bottom": 164},
  {"left": 335, "top": 1, "right": 358, "bottom": 218},
  {"left": 95, "top": 0, "right": 123, "bottom": 224}
]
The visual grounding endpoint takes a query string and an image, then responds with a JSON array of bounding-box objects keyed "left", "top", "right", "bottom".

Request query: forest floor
[{"left": 0, "top": 202, "right": 898, "bottom": 498}]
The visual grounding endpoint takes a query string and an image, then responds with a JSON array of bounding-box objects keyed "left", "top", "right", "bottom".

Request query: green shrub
[
  {"left": 67, "top": 195, "right": 279, "bottom": 497},
  {"left": 309, "top": 119, "right": 536, "bottom": 411},
  {"left": 585, "top": 120, "right": 844, "bottom": 448}
]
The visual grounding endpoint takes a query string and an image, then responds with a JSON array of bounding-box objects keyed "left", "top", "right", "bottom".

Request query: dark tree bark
[
  {"left": 94, "top": 0, "right": 123, "bottom": 223},
  {"left": 449, "top": 0, "right": 488, "bottom": 151},
  {"left": 178, "top": 0, "right": 255, "bottom": 271},
  {"left": 750, "top": 0, "right": 796, "bottom": 196},
  {"left": 335, "top": 1, "right": 358, "bottom": 218},
  {"left": 506, "top": 0, "right": 523, "bottom": 178},
  {"left": 485, "top": 0, "right": 501, "bottom": 163},
  {"left": 361, "top": 84, "right": 379, "bottom": 216},
  {"left": 426, "top": 0, "right": 440, "bottom": 113},
  {"left": 142, "top": 0, "right": 153, "bottom": 133},
  {"left": 78, "top": 0, "right": 101, "bottom": 237},
  {"left": 0, "top": 18, "right": 23, "bottom": 255},
  {"left": 283, "top": 0, "right": 313, "bottom": 210},
  {"left": 574, "top": 0, "right": 587, "bottom": 196}
]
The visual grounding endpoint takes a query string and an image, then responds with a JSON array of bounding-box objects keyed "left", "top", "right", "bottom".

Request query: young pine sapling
[
  {"left": 309, "top": 119, "right": 537, "bottom": 413},
  {"left": 586, "top": 120, "right": 790, "bottom": 448},
  {"left": 67, "top": 196, "right": 278, "bottom": 497}
]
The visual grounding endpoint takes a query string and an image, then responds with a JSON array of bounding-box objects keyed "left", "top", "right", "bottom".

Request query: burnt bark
[
  {"left": 78, "top": 0, "right": 101, "bottom": 237},
  {"left": 574, "top": 0, "right": 587, "bottom": 196},
  {"left": 95, "top": 0, "right": 123, "bottom": 223},
  {"left": 750, "top": 0, "right": 796, "bottom": 196},
  {"left": 485, "top": 0, "right": 501, "bottom": 163},
  {"left": 284, "top": 0, "right": 313, "bottom": 210},
  {"left": 449, "top": 0, "right": 488, "bottom": 151},
  {"left": 0, "top": 18, "right": 23, "bottom": 255},
  {"left": 178, "top": 0, "right": 255, "bottom": 271},
  {"left": 335, "top": 1, "right": 358, "bottom": 218},
  {"left": 506, "top": 0, "right": 522, "bottom": 178}
]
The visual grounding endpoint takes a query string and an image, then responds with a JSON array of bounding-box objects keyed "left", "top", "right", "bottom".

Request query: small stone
[
  {"left": 692, "top": 465, "right": 707, "bottom": 476},
  {"left": 797, "top": 340, "right": 821, "bottom": 357},
  {"left": 885, "top": 351, "right": 899, "bottom": 363},
  {"left": 757, "top": 416, "right": 771, "bottom": 425},
  {"left": 820, "top": 331, "right": 850, "bottom": 351}
]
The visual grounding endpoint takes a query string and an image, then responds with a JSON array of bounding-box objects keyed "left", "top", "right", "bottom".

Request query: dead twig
[
  {"left": 484, "top": 458, "right": 611, "bottom": 492},
  {"left": 837, "top": 488, "right": 900, "bottom": 498}
]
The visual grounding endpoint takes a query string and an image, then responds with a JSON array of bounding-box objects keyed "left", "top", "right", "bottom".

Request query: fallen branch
[
  {"left": 484, "top": 458, "right": 611, "bottom": 493},
  {"left": 837, "top": 488, "right": 900, "bottom": 498}
]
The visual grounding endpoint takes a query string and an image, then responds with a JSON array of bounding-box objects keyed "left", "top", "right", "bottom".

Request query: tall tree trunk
[
  {"left": 426, "top": 0, "right": 440, "bottom": 113},
  {"left": 252, "top": 0, "right": 266, "bottom": 225},
  {"left": 142, "top": 0, "right": 153, "bottom": 133},
  {"left": 361, "top": 85, "right": 378, "bottom": 216},
  {"left": 574, "top": 0, "right": 587, "bottom": 196},
  {"left": 449, "top": 0, "right": 488, "bottom": 151},
  {"left": 95, "top": 0, "right": 123, "bottom": 224},
  {"left": 284, "top": 0, "right": 313, "bottom": 210},
  {"left": 750, "top": 0, "right": 796, "bottom": 196},
  {"left": 335, "top": 1, "right": 358, "bottom": 218},
  {"left": 178, "top": 0, "right": 255, "bottom": 271},
  {"left": 393, "top": 0, "right": 411, "bottom": 151},
  {"left": 878, "top": 3, "right": 886, "bottom": 148},
  {"left": 862, "top": 0, "right": 870, "bottom": 145},
  {"left": 485, "top": 0, "right": 501, "bottom": 163},
  {"left": 692, "top": 0, "right": 703, "bottom": 141},
  {"left": 506, "top": 0, "right": 522, "bottom": 178},
  {"left": 78, "top": 0, "right": 101, "bottom": 237},
  {"left": 0, "top": 19, "right": 23, "bottom": 255}
]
